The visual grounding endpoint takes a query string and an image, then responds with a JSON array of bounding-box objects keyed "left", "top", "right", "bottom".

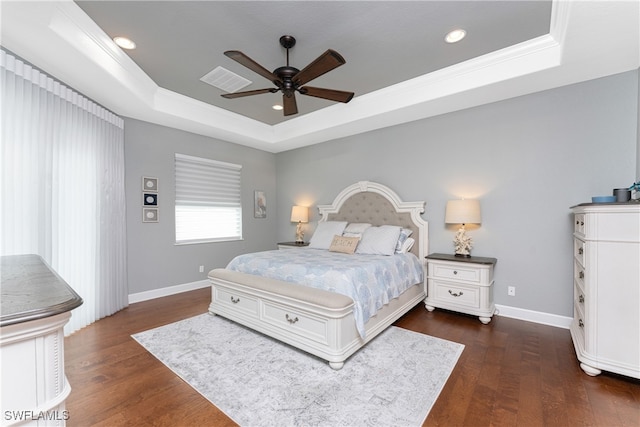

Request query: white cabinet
[
  {"left": 570, "top": 204, "right": 640, "bottom": 378},
  {"left": 424, "top": 253, "right": 497, "bottom": 324}
]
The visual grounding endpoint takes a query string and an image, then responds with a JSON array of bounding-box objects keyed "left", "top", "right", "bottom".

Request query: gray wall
[
  {"left": 275, "top": 70, "right": 639, "bottom": 317},
  {"left": 125, "top": 118, "right": 277, "bottom": 294},
  {"left": 637, "top": 69, "right": 640, "bottom": 180}
]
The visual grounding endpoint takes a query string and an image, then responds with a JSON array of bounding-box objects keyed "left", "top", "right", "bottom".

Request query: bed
[{"left": 208, "top": 181, "right": 428, "bottom": 369}]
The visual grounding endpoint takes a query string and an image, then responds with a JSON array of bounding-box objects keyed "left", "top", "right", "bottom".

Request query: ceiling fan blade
[
  {"left": 224, "top": 50, "right": 279, "bottom": 83},
  {"left": 293, "top": 49, "right": 346, "bottom": 86},
  {"left": 299, "top": 86, "right": 354, "bottom": 103},
  {"left": 221, "top": 88, "right": 276, "bottom": 99},
  {"left": 283, "top": 92, "right": 298, "bottom": 116}
]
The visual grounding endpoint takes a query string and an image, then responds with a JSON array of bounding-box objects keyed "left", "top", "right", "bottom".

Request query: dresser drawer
[
  {"left": 574, "top": 260, "right": 585, "bottom": 287},
  {"left": 262, "top": 301, "right": 329, "bottom": 345},
  {"left": 430, "top": 280, "right": 479, "bottom": 308},
  {"left": 430, "top": 263, "right": 480, "bottom": 283},
  {"left": 574, "top": 281, "right": 586, "bottom": 309},
  {"left": 573, "top": 304, "right": 586, "bottom": 343},
  {"left": 213, "top": 286, "right": 259, "bottom": 318},
  {"left": 574, "top": 213, "right": 585, "bottom": 235},
  {"left": 574, "top": 238, "right": 585, "bottom": 267}
]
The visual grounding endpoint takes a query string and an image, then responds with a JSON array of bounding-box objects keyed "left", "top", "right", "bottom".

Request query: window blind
[{"left": 175, "top": 153, "right": 242, "bottom": 244}]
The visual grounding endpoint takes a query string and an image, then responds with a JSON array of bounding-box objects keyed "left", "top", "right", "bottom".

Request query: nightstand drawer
[
  {"left": 430, "top": 280, "right": 479, "bottom": 308},
  {"left": 430, "top": 263, "right": 480, "bottom": 282}
]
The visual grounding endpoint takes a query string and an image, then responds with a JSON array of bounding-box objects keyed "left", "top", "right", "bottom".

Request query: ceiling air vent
[{"left": 200, "top": 66, "right": 252, "bottom": 93}]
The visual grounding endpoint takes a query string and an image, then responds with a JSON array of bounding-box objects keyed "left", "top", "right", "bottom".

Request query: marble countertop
[{"left": 1, "top": 254, "right": 83, "bottom": 327}]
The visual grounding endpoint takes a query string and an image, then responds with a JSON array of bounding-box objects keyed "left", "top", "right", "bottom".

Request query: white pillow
[
  {"left": 342, "top": 222, "right": 372, "bottom": 238},
  {"left": 308, "top": 221, "right": 348, "bottom": 249},
  {"left": 356, "top": 225, "right": 402, "bottom": 256}
]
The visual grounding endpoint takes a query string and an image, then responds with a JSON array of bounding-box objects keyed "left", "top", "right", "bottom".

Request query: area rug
[{"left": 132, "top": 313, "right": 464, "bottom": 427}]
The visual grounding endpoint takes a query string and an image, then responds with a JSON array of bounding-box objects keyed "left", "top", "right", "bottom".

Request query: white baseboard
[
  {"left": 128, "top": 284, "right": 572, "bottom": 330},
  {"left": 495, "top": 304, "right": 572, "bottom": 329},
  {"left": 128, "top": 280, "right": 210, "bottom": 304}
]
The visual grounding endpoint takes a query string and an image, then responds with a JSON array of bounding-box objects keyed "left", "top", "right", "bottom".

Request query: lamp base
[{"left": 452, "top": 224, "right": 473, "bottom": 257}]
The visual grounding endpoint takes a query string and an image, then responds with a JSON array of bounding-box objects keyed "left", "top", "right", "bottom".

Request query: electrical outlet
[
  {"left": 508, "top": 286, "right": 516, "bottom": 296},
  {"left": 199, "top": 265, "right": 204, "bottom": 273}
]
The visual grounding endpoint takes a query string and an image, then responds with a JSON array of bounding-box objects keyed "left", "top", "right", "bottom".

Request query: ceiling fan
[{"left": 221, "top": 35, "right": 354, "bottom": 116}]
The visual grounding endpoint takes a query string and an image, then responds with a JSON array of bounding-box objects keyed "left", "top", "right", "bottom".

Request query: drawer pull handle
[
  {"left": 579, "top": 271, "right": 584, "bottom": 279},
  {"left": 579, "top": 294, "right": 584, "bottom": 304},
  {"left": 578, "top": 247, "right": 583, "bottom": 255},
  {"left": 578, "top": 319, "right": 584, "bottom": 328},
  {"left": 230, "top": 296, "right": 240, "bottom": 304},
  {"left": 285, "top": 314, "right": 299, "bottom": 324},
  {"left": 448, "top": 290, "right": 463, "bottom": 297},
  {"left": 453, "top": 271, "right": 458, "bottom": 275}
]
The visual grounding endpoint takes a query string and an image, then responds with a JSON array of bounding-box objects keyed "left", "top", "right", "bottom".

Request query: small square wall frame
[{"left": 142, "top": 176, "right": 158, "bottom": 192}]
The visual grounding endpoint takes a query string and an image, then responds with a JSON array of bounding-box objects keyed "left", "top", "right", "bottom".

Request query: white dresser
[
  {"left": 570, "top": 203, "right": 640, "bottom": 378},
  {"left": 1, "top": 255, "right": 83, "bottom": 426}
]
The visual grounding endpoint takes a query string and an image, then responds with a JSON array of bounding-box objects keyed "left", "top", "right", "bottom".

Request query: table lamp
[{"left": 445, "top": 199, "right": 481, "bottom": 257}]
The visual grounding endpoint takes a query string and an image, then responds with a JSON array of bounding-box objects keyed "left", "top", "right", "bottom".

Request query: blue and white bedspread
[{"left": 226, "top": 248, "right": 424, "bottom": 338}]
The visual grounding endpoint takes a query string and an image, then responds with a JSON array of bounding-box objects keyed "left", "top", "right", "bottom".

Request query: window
[{"left": 175, "top": 153, "right": 242, "bottom": 244}]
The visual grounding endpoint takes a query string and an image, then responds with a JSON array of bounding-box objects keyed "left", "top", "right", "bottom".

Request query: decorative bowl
[{"left": 592, "top": 196, "right": 616, "bottom": 203}]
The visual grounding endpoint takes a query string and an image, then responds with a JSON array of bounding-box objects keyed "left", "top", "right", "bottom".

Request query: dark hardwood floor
[{"left": 64, "top": 288, "right": 640, "bottom": 426}]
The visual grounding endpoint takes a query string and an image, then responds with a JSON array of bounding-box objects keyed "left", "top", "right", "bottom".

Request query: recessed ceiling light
[
  {"left": 445, "top": 29, "right": 466, "bottom": 44},
  {"left": 272, "top": 104, "right": 283, "bottom": 111},
  {"left": 114, "top": 36, "right": 136, "bottom": 50}
]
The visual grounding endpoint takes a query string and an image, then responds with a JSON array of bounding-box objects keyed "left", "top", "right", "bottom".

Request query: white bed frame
[{"left": 208, "top": 181, "right": 428, "bottom": 369}]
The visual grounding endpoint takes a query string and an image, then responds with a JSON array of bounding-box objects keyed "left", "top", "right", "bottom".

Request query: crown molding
[{"left": 1, "top": 0, "right": 638, "bottom": 153}]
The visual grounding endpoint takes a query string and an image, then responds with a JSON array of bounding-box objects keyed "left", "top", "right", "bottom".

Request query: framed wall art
[
  {"left": 254, "top": 190, "right": 266, "bottom": 218},
  {"left": 143, "top": 208, "right": 159, "bottom": 223},
  {"left": 143, "top": 193, "right": 158, "bottom": 206},
  {"left": 142, "top": 176, "right": 158, "bottom": 192}
]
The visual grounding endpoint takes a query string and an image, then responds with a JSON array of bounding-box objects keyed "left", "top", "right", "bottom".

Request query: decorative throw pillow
[
  {"left": 397, "top": 237, "right": 415, "bottom": 254},
  {"left": 329, "top": 235, "right": 360, "bottom": 254},
  {"left": 395, "top": 228, "right": 413, "bottom": 253},
  {"left": 356, "top": 225, "right": 402, "bottom": 256},
  {"left": 308, "top": 221, "right": 348, "bottom": 249},
  {"left": 342, "top": 222, "right": 372, "bottom": 238}
]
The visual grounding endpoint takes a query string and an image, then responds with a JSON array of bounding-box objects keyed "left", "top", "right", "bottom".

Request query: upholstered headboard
[{"left": 317, "top": 181, "right": 428, "bottom": 260}]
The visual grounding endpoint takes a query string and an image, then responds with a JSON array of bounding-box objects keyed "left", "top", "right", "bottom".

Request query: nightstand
[
  {"left": 425, "top": 253, "right": 497, "bottom": 324},
  {"left": 277, "top": 241, "right": 309, "bottom": 250}
]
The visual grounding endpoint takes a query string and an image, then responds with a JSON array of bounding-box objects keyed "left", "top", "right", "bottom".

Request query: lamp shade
[
  {"left": 445, "top": 199, "right": 481, "bottom": 224},
  {"left": 290, "top": 205, "right": 308, "bottom": 223}
]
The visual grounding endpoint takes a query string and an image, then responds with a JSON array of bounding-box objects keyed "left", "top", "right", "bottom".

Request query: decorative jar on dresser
[
  {"left": 424, "top": 253, "right": 497, "bottom": 324},
  {"left": 570, "top": 203, "right": 640, "bottom": 378}
]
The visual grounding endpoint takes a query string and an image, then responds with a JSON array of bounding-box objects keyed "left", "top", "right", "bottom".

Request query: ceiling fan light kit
[{"left": 221, "top": 35, "right": 354, "bottom": 116}]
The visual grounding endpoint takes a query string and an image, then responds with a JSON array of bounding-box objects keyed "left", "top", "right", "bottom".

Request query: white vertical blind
[
  {"left": 175, "top": 153, "right": 242, "bottom": 243},
  {"left": 0, "top": 50, "right": 128, "bottom": 335}
]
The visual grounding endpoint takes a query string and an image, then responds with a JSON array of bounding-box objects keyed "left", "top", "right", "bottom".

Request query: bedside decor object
[
  {"left": 425, "top": 253, "right": 497, "bottom": 324},
  {"left": 290, "top": 205, "right": 309, "bottom": 243},
  {"left": 591, "top": 195, "right": 616, "bottom": 203},
  {"left": 445, "top": 199, "right": 481, "bottom": 257}
]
